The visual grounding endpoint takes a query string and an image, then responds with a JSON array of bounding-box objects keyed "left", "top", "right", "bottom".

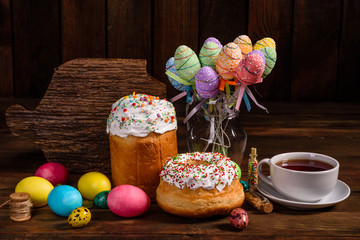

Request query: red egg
[
  {"left": 107, "top": 185, "right": 150, "bottom": 217},
  {"left": 35, "top": 162, "right": 68, "bottom": 186}
]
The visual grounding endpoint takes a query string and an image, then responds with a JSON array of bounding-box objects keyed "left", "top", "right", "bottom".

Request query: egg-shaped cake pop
[
  {"left": 199, "top": 41, "right": 221, "bottom": 70},
  {"left": 195, "top": 66, "right": 220, "bottom": 99},
  {"left": 236, "top": 50, "right": 265, "bottom": 85},
  {"left": 216, "top": 42, "right": 242, "bottom": 79},
  {"left": 260, "top": 47, "right": 277, "bottom": 78},
  {"left": 166, "top": 57, "right": 193, "bottom": 92},
  {"left": 174, "top": 45, "right": 201, "bottom": 84},
  {"left": 234, "top": 35, "right": 253, "bottom": 58},
  {"left": 253, "top": 37, "right": 276, "bottom": 50},
  {"left": 203, "top": 37, "right": 222, "bottom": 49}
]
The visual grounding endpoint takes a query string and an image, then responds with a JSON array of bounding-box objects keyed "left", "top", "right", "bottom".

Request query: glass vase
[{"left": 187, "top": 101, "right": 247, "bottom": 167}]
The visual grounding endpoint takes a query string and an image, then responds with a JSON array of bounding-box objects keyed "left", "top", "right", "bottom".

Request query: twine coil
[{"left": 0, "top": 192, "right": 33, "bottom": 222}]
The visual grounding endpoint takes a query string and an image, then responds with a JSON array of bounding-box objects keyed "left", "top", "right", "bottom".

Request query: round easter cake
[{"left": 156, "top": 152, "right": 244, "bottom": 218}]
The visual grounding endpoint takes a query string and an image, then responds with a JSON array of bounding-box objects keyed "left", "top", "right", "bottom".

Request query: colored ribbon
[
  {"left": 183, "top": 98, "right": 207, "bottom": 124},
  {"left": 165, "top": 70, "right": 193, "bottom": 86}
]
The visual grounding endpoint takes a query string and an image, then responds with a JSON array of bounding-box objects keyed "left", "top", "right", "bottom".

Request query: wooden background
[{"left": 0, "top": 0, "right": 359, "bottom": 104}]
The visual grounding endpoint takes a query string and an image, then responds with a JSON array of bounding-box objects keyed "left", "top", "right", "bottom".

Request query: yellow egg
[
  {"left": 77, "top": 172, "right": 111, "bottom": 200},
  {"left": 253, "top": 37, "right": 276, "bottom": 50},
  {"left": 68, "top": 207, "right": 91, "bottom": 228},
  {"left": 15, "top": 176, "right": 54, "bottom": 207}
]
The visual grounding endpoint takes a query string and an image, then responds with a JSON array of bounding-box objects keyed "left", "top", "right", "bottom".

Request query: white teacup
[{"left": 258, "top": 152, "right": 339, "bottom": 202}]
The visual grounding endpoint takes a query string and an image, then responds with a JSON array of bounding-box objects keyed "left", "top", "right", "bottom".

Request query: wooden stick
[{"left": 245, "top": 188, "right": 273, "bottom": 214}]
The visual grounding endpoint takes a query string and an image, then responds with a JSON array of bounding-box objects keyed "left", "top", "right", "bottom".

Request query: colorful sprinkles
[
  {"left": 106, "top": 93, "right": 177, "bottom": 138},
  {"left": 159, "top": 152, "right": 238, "bottom": 192}
]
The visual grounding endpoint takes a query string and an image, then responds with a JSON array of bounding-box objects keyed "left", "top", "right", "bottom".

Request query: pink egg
[
  {"left": 236, "top": 50, "right": 265, "bottom": 85},
  {"left": 107, "top": 185, "right": 150, "bottom": 217},
  {"left": 35, "top": 162, "right": 68, "bottom": 186}
]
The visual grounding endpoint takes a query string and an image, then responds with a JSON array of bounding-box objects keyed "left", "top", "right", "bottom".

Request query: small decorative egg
[
  {"left": 199, "top": 41, "right": 221, "bottom": 70},
  {"left": 35, "top": 162, "right": 68, "bottom": 186},
  {"left": 231, "top": 161, "right": 242, "bottom": 180},
  {"left": 240, "top": 180, "right": 250, "bottom": 192},
  {"left": 174, "top": 45, "right": 201, "bottom": 83},
  {"left": 260, "top": 47, "right": 277, "bottom": 78},
  {"left": 216, "top": 42, "right": 242, "bottom": 79},
  {"left": 253, "top": 37, "right": 276, "bottom": 51},
  {"left": 203, "top": 37, "right": 222, "bottom": 49},
  {"left": 229, "top": 208, "right": 249, "bottom": 229},
  {"left": 48, "top": 185, "right": 83, "bottom": 217},
  {"left": 77, "top": 172, "right": 111, "bottom": 200},
  {"left": 195, "top": 66, "right": 219, "bottom": 99},
  {"left": 234, "top": 35, "right": 253, "bottom": 58},
  {"left": 236, "top": 50, "right": 265, "bottom": 85},
  {"left": 107, "top": 185, "right": 150, "bottom": 217},
  {"left": 94, "top": 190, "right": 110, "bottom": 209},
  {"left": 82, "top": 199, "right": 94, "bottom": 209},
  {"left": 166, "top": 57, "right": 193, "bottom": 92},
  {"left": 68, "top": 207, "right": 91, "bottom": 228},
  {"left": 15, "top": 176, "right": 54, "bottom": 207}
]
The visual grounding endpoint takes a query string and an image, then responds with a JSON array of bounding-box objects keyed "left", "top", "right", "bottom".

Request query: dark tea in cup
[{"left": 276, "top": 159, "right": 334, "bottom": 172}]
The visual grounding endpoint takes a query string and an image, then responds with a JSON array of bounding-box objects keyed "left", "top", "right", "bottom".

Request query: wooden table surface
[{"left": 0, "top": 102, "right": 359, "bottom": 239}]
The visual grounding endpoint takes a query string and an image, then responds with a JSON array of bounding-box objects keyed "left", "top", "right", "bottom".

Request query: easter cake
[
  {"left": 106, "top": 93, "right": 178, "bottom": 200},
  {"left": 156, "top": 152, "right": 244, "bottom": 218}
]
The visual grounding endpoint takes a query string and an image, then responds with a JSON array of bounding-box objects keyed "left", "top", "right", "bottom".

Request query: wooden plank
[
  {"left": 248, "top": 0, "right": 293, "bottom": 101},
  {"left": 107, "top": 0, "right": 152, "bottom": 73},
  {"left": 338, "top": 0, "right": 360, "bottom": 101},
  {"left": 5, "top": 58, "right": 166, "bottom": 173},
  {"left": 12, "top": 0, "right": 60, "bottom": 98},
  {"left": 0, "top": 0, "right": 13, "bottom": 97},
  {"left": 291, "top": 0, "right": 341, "bottom": 101},
  {"left": 61, "top": 0, "right": 106, "bottom": 62},
  {"left": 153, "top": 0, "right": 199, "bottom": 99},
  {"left": 199, "top": 0, "right": 248, "bottom": 46}
]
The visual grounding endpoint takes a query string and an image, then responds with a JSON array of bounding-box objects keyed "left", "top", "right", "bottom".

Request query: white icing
[
  {"left": 106, "top": 94, "right": 177, "bottom": 138},
  {"left": 159, "top": 152, "right": 238, "bottom": 192}
]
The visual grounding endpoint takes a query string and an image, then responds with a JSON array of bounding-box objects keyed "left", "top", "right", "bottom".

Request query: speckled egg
[
  {"left": 240, "top": 180, "right": 250, "bottom": 192},
  {"left": 174, "top": 45, "right": 201, "bottom": 83},
  {"left": 234, "top": 35, "right": 253, "bottom": 58},
  {"left": 199, "top": 41, "right": 221, "bottom": 70},
  {"left": 68, "top": 207, "right": 91, "bottom": 228},
  {"left": 94, "top": 190, "right": 110, "bottom": 209},
  {"left": 216, "top": 42, "right": 242, "bottom": 79},
  {"left": 229, "top": 208, "right": 249, "bottom": 229},
  {"left": 253, "top": 37, "right": 276, "bottom": 51},
  {"left": 166, "top": 57, "right": 193, "bottom": 92}
]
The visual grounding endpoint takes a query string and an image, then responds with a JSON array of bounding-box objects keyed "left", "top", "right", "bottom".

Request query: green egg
[
  {"left": 199, "top": 41, "right": 221, "bottom": 70},
  {"left": 174, "top": 45, "right": 201, "bottom": 83},
  {"left": 231, "top": 161, "right": 242, "bottom": 180},
  {"left": 93, "top": 190, "right": 110, "bottom": 209},
  {"left": 260, "top": 47, "right": 277, "bottom": 78},
  {"left": 240, "top": 180, "right": 250, "bottom": 192}
]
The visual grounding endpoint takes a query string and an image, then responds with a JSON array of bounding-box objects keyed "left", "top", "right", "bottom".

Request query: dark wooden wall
[{"left": 0, "top": 0, "right": 359, "bottom": 103}]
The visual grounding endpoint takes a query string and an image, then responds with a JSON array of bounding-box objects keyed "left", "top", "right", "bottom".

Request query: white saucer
[{"left": 257, "top": 179, "right": 351, "bottom": 210}]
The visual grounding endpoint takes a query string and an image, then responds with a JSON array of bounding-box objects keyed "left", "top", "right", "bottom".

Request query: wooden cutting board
[{"left": 5, "top": 58, "right": 166, "bottom": 173}]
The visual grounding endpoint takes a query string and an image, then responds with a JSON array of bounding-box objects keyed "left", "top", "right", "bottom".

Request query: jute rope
[{"left": 0, "top": 192, "right": 33, "bottom": 222}]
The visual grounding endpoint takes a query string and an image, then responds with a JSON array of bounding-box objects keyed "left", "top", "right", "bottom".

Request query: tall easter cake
[{"left": 107, "top": 93, "right": 178, "bottom": 200}]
